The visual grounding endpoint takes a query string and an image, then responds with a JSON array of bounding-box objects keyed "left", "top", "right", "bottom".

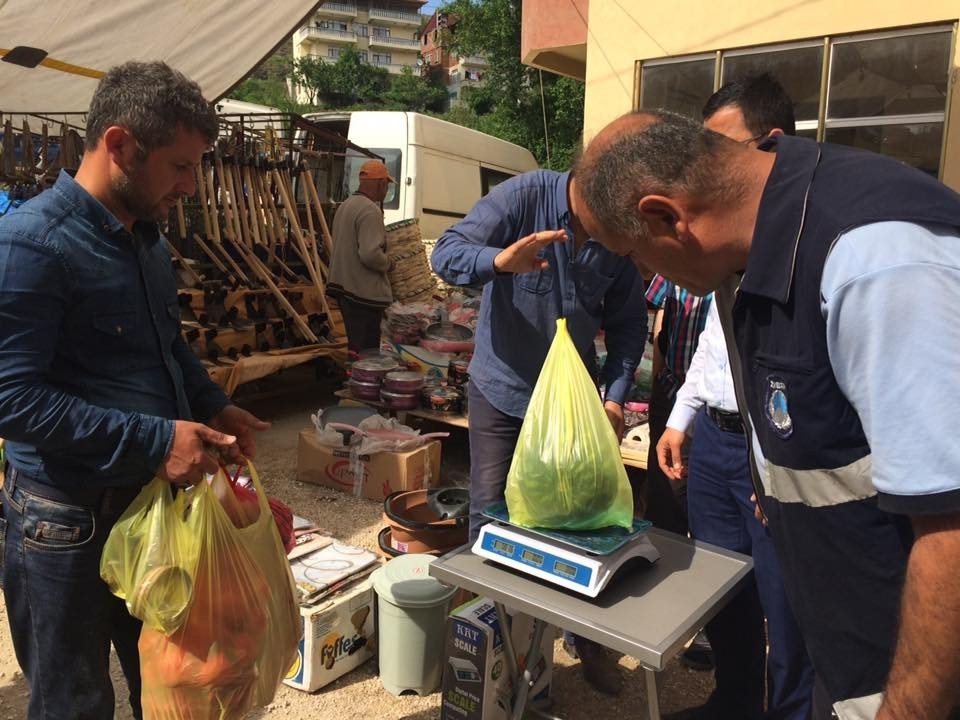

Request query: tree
[
  {"left": 229, "top": 44, "right": 311, "bottom": 112},
  {"left": 292, "top": 55, "right": 336, "bottom": 106},
  {"left": 294, "top": 47, "right": 391, "bottom": 109},
  {"left": 383, "top": 67, "right": 448, "bottom": 113},
  {"left": 437, "top": 0, "right": 585, "bottom": 169}
]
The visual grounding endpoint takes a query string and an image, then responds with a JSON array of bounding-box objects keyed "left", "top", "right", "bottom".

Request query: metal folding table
[{"left": 429, "top": 529, "right": 753, "bottom": 720}]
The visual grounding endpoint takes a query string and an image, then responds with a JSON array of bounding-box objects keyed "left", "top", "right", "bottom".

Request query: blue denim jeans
[
  {"left": 1, "top": 471, "right": 143, "bottom": 720},
  {"left": 466, "top": 382, "right": 524, "bottom": 543},
  {"left": 688, "top": 408, "right": 814, "bottom": 720}
]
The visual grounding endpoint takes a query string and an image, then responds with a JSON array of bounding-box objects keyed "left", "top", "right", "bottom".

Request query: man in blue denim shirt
[
  {"left": 0, "top": 62, "right": 269, "bottom": 719},
  {"left": 431, "top": 169, "right": 647, "bottom": 694}
]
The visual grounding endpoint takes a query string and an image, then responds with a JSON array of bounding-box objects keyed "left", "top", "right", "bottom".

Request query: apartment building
[
  {"left": 521, "top": 0, "right": 959, "bottom": 188},
  {"left": 293, "top": 0, "right": 425, "bottom": 77},
  {"left": 421, "top": 11, "right": 487, "bottom": 106}
]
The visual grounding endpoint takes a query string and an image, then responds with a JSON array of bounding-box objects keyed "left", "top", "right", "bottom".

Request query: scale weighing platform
[{"left": 473, "top": 502, "right": 660, "bottom": 598}]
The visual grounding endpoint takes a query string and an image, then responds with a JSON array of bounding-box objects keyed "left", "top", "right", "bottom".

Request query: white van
[
  {"left": 302, "top": 111, "right": 539, "bottom": 238},
  {"left": 214, "top": 98, "right": 284, "bottom": 134}
]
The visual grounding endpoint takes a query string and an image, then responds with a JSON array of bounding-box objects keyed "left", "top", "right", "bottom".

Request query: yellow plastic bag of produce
[
  {"left": 101, "top": 462, "right": 302, "bottom": 719},
  {"left": 100, "top": 478, "right": 202, "bottom": 635},
  {"left": 505, "top": 318, "right": 633, "bottom": 530}
]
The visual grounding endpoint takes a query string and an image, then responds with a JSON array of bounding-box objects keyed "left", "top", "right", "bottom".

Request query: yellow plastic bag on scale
[{"left": 505, "top": 318, "right": 633, "bottom": 530}]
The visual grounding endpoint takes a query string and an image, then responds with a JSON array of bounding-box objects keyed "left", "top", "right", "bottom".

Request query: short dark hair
[
  {"left": 85, "top": 61, "right": 219, "bottom": 152},
  {"left": 576, "top": 111, "right": 741, "bottom": 244},
  {"left": 702, "top": 72, "right": 796, "bottom": 136}
]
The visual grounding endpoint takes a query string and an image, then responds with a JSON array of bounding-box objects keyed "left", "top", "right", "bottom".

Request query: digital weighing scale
[{"left": 473, "top": 502, "right": 660, "bottom": 598}]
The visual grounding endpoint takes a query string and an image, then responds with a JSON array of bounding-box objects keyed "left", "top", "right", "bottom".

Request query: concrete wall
[
  {"left": 521, "top": 0, "right": 589, "bottom": 79},
  {"left": 580, "top": 1, "right": 959, "bottom": 187}
]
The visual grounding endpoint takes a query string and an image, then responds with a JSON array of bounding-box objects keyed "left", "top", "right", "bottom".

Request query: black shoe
[
  {"left": 662, "top": 706, "right": 719, "bottom": 720},
  {"left": 574, "top": 637, "right": 623, "bottom": 696},
  {"left": 664, "top": 701, "right": 762, "bottom": 720}
]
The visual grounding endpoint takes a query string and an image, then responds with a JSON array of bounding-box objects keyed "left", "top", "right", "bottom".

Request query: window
[
  {"left": 481, "top": 168, "right": 513, "bottom": 196},
  {"left": 358, "top": 50, "right": 368, "bottom": 63},
  {"left": 827, "top": 30, "right": 950, "bottom": 118},
  {"left": 824, "top": 28, "right": 951, "bottom": 177},
  {"left": 354, "top": 23, "right": 368, "bottom": 37},
  {"left": 722, "top": 43, "right": 823, "bottom": 127},
  {"left": 372, "top": 26, "right": 391, "bottom": 38},
  {"left": 320, "top": 20, "right": 348, "bottom": 31},
  {"left": 824, "top": 123, "right": 943, "bottom": 177},
  {"left": 636, "top": 25, "right": 954, "bottom": 178},
  {"left": 328, "top": 47, "right": 342, "bottom": 59},
  {"left": 639, "top": 56, "right": 715, "bottom": 119},
  {"left": 372, "top": 53, "right": 392, "bottom": 65},
  {"left": 343, "top": 149, "right": 402, "bottom": 209}
]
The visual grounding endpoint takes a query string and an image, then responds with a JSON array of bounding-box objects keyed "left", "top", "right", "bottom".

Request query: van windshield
[{"left": 343, "top": 149, "right": 402, "bottom": 210}]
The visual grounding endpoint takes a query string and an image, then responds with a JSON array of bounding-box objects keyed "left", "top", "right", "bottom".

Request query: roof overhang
[{"left": 0, "top": 0, "right": 325, "bottom": 114}]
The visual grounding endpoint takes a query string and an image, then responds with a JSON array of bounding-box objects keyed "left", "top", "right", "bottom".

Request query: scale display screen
[
  {"left": 553, "top": 560, "right": 579, "bottom": 579},
  {"left": 492, "top": 539, "right": 515, "bottom": 555},
  {"left": 520, "top": 549, "right": 545, "bottom": 567}
]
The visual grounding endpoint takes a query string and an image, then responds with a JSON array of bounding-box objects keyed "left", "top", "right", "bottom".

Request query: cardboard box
[
  {"left": 297, "top": 429, "right": 442, "bottom": 501},
  {"left": 283, "top": 578, "right": 376, "bottom": 692},
  {"left": 441, "top": 598, "right": 553, "bottom": 720}
]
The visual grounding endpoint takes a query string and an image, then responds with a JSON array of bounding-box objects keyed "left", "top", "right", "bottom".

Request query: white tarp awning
[{"left": 0, "top": 0, "right": 322, "bottom": 114}]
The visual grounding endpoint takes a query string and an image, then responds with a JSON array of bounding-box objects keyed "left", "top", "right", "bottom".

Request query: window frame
[
  {"left": 638, "top": 52, "right": 717, "bottom": 121},
  {"left": 635, "top": 23, "right": 956, "bottom": 179},
  {"left": 824, "top": 25, "right": 952, "bottom": 126},
  {"left": 720, "top": 39, "right": 825, "bottom": 125},
  {"left": 480, "top": 167, "right": 514, "bottom": 197}
]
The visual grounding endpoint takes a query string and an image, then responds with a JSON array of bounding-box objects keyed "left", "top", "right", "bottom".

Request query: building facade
[
  {"left": 521, "top": 0, "right": 960, "bottom": 189},
  {"left": 293, "top": 0, "right": 425, "bottom": 78},
  {"left": 420, "top": 11, "right": 488, "bottom": 106}
]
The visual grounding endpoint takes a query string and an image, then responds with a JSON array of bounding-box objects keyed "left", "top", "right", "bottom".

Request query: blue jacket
[
  {"left": 0, "top": 171, "right": 229, "bottom": 490},
  {"left": 734, "top": 135, "right": 960, "bottom": 704}
]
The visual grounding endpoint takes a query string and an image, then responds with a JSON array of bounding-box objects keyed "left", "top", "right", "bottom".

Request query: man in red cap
[{"left": 328, "top": 159, "right": 396, "bottom": 353}]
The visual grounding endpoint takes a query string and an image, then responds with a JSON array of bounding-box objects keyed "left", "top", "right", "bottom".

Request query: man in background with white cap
[{"left": 328, "top": 159, "right": 395, "bottom": 354}]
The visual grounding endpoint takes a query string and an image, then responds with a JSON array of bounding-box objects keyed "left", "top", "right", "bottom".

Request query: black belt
[
  {"left": 4, "top": 466, "right": 143, "bottom": 517},
  {"left": 706, "top": 406, "right": 744, "bottom": 434}
]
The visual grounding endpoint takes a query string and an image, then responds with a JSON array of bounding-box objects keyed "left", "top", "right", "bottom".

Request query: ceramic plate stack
[
  {"left": 289, "top": 541, "right": 380, "bottom": 605},
  {"left": 385, "top": 218, "right": 437, "bottom": 304},
  {"left": 384, "top": 303, "right": 435, "bottom": 345}
]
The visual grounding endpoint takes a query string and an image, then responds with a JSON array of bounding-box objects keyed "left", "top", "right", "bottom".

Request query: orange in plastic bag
[{"left": 135, "top": 462, "right": 301, "bottom": 719}]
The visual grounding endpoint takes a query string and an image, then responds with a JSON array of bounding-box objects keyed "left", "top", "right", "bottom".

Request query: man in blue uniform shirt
[
  {"left": 431, "top": 168, "right": 647, "bottom": 694},
  {"left": 0, "top": 61, "right": 269, "bottom": 719},
  {"left": 575, "top": 111, "right": 960, "bottom": 720},
  {"left": 657, "top": 75, "right": 814, "bottom": 720}
]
